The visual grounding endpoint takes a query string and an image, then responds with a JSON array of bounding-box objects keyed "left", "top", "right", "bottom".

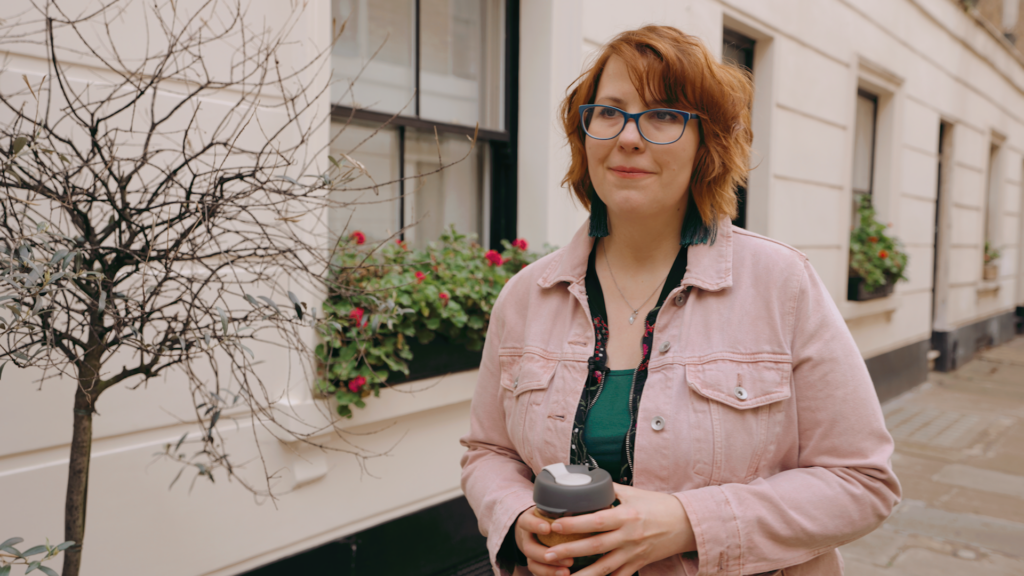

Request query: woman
[{"left": 460, "top": 26, "right": 899, "bottom": 576}]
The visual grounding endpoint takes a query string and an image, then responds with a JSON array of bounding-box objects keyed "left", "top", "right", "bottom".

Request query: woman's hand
[
  {"left": 541, "top": 484, "right": 697, "bottom": 576},
  {"left": 515, "top": 507, "right": 576, "bottom": 576}
]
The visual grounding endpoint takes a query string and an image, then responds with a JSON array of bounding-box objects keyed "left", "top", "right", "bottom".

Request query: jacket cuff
[
  {"left": 675, "top": 486, "right": 743, "bottom": 576},
  {"left": 488, "top": 490, "right": 536, "bottom": 575}
]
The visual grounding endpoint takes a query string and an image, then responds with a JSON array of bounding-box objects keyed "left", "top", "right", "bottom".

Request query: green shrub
[
  {"left": 849, "top": 195, "right": 908, "bottom": 291},
  {"left": 316, "top": 227, "right": 548, "bottom": 417}
]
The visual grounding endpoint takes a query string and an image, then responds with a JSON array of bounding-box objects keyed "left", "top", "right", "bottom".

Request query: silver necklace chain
[{"left": 602, "top": 240, "right": 665, "bottom": 325}]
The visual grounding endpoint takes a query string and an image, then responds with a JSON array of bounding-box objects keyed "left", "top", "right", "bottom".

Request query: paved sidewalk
[{"left": 840, "top": 335, "right": 1024, "bottom": 575}]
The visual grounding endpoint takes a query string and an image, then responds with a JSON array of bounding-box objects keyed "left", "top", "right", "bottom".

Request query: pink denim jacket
[{"left": 460, "top": 220, "right": 901, "bottom": 576}]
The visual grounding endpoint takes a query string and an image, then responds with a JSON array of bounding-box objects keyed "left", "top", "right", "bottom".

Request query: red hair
[{"left": 560, "top": 26, "right": 753, "bottom": 227}]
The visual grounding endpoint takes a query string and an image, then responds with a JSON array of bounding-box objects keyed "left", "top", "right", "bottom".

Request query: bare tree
[{"left": 0, "top": 2, "right": 467, "bottom": 574}]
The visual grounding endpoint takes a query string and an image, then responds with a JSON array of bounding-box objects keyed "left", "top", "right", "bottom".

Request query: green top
[{"left": 582, "top": 368, "right": 635, "bottom": 479}]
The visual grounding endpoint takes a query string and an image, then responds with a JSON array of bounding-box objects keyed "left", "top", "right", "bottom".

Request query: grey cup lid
[{"left": 533, "top": 463, "right": 615, "bottom": 515}]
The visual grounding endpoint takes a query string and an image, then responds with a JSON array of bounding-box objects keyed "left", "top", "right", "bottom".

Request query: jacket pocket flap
[
  {"left": 499, "top": 353, "right": 558, "bottom": 396},
  {"left": 687, "top": 360, "right": 792, "bottom": 409}
]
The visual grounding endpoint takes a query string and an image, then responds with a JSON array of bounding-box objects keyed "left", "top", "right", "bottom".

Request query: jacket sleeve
[
  {"left": 459, "top": 284, "right": 536, "bottom": 575},
  {"left": 674, "top": 258, "right": 902, "bottom": 576}
]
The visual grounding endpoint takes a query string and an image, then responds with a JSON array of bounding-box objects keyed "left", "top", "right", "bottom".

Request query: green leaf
[
  {"left": 174, "top": 432, "right": 188, "bottom": 452},
  {"left": 12, "top": 136, "right": 27, "bottom": 155},
  {"left": 26, "top": 561, "right": 40, "bottom": 573},
  {"left": 97, "top": 290, "right": 106, "bottom": 313},
  {"left": 0, "top": 564, "right": 11, "bottom": 576},
  {"left": 258, "top": 296, "right": 281, "bottom": 315},
  {"left": 55, "top": 541, "right": 74, "bottom": 552},
  {"left": 38, "top": 566, "right": 59, "bottom": 576},
  {"left": 216, "top": 306, "right": 228, "bottom": 335},
  {"left": 240, "top": 344, "right": 254, "bottom": 359},
  {"left": 0, "top": 538, "right": 23, "bottom": 549},
  {"left": 22, "top": 545, "right": 48, "bottom": 556}
]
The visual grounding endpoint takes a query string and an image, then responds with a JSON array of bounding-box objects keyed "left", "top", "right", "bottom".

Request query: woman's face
[{"left": 585, "top": 55, "right": 700, "bottom": 221}]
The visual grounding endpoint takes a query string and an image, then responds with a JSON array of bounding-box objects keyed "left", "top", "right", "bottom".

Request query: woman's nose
[{"left": 618, "top": 118, "right": 645, "bottom": 149}]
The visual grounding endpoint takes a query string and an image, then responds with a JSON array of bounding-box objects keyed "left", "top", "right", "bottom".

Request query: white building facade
[{"left": 1, "top": 0, "right": 1023, "bottom": 575}]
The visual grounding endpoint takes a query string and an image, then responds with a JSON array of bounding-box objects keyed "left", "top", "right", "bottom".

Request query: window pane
[
  {"left": 852, "top": 93, "right": 877, "bottom": 195},
  {"left": 332, "top": 0, "right": 416, "bottom": 115},
  {"left": 420, "top": 0, "right": 505, "bottom": 130},
  {"left": 329, "top": 121, "right": 401, "bottom": 244},
  {"left": 402, "top": 129, "right": 484, "bottom": 248}
]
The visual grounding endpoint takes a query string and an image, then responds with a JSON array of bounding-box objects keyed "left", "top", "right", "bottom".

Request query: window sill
[
  {"left": 977, "top": 281, "right": 1000, "bottom": 295},
  {"left": 840, "top": 294, "right": 900, "bottom": 321}
]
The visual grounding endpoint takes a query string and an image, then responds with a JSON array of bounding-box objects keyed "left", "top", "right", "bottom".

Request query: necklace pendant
[{"left": 628, "top": 312, "right": 636, "bottom": 325}]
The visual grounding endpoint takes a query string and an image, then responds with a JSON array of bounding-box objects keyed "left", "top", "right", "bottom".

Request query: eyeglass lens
[{"left": 582, "top": 106, "right": 688, "bottom": 144}]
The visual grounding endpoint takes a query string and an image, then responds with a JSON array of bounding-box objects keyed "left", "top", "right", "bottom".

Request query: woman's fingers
[
  {"left": 543, "top": 530, "right": 621, "bottom": 565},
  {"left": 517, "top": 507, "right": 552, "bottom": 535},
  {"left": 550, "top": 507, "right": 625, "bottom": 535}
]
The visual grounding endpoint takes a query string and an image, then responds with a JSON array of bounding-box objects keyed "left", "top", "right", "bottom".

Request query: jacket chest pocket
[
  {"left": 685, "top": 359, "right": 792, "bottom": 485},
  {"left": 498, "top": 352, "right": 558, "bottom": 464}
]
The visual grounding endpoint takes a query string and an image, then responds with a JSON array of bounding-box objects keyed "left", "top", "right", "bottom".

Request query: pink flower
[
  {"left": 512, "top": 238, "right": 528, "bottom": 250},
  {"left": 349, "top": 307, "right": 366, "bottom": 327},
  {"left": 350, "top": 231, "right": 366, "bottom": 245},
  {"left": 439, "top": 292, "right": 450, "bottom": 306},
  {"left": 485, "top": 249, "right": 504, "bottom": 266},
  {"left": 415, "top": 271, "right": 426, "bottom": 284},
  {"left": 348, "top": 376, "right": 366, "bottom": 393}
]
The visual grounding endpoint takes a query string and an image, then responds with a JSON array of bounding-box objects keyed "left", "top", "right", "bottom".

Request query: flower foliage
[
  {"left": 316, "top": 227, "right": 547, "bottom": 417},
  {"left": 849, "top": 195, "right": 908, "bottom": 291},
  {"left": 984, "top": 241, "right": 1000, "bottom": 264}
]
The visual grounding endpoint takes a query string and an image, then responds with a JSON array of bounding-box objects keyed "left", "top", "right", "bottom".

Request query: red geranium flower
[
  {"left": 512, "top": 238, "right": 528, "bottom": 250},
  {"left": 878, "top": 250, "right": 888, "bottom": 259},
  {"left": 484, "top": 249, "right": 504, "bottom": 266},
  {"left": 348, "top": 375, "right": 367, "bottom": 393},
  {"left": 350, "top": 231, "right": 366, "bottom": 245},
  {"left": 439, "top": 292, "right": 450, "bottom": 306},
  {"left": 867, "top": 236, "right": 878, "bottom": 243},
  {"left": 395, "top": 239, "right": 407, "bottom": 250},
  {"left": 349, "top": 307, "right": 367, "bottom": 327},
  {"left": 415, "top": 271, "right": 426, "bottom": 284}
]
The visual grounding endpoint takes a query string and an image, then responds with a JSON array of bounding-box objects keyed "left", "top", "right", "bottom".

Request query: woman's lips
[{"left": 609, "top": 166, "right": 653, "bottom": 178}]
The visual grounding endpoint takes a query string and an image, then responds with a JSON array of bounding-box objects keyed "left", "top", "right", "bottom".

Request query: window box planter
[
  {"left": 847, "top": 274, "right": 897, "bottom": 302},
  {"left": 983, "top": 263, "right": 999, "bottom": 281},
  {"left": 387, "top": 335, "right": 483, "bottom": 385}
]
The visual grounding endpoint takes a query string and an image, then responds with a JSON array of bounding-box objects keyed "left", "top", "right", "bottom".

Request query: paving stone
[
  {"left": 885, "top": 500, "right": 1024, "bottom": 557},
  {"left": 890, "top": 547, "right": 1023, "bottom": 576},
  {"left": 932, "top": 463, "right": 1024, "bottom": 500},
  {"left": 841, "top": 556, "right": 899, "bottom": 576},
  {"left": 932, "top": 485, "right": 1024, "bottom": 525},
  {"left": 838, "top": 527, "right": 906, "bottom": 567}
]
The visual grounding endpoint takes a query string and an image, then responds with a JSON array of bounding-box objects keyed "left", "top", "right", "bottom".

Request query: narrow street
[{"left": 841, "top": 336, "right": 1024, "bottom": 575}]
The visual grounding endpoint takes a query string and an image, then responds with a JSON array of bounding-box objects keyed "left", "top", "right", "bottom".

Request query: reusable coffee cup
[{"left": 532, "top": 463, "right": 616, "bottom": 572}]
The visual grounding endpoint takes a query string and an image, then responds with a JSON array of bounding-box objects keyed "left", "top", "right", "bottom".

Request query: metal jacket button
[
  {"left": 659, "top": 341, "right": 671, "bottom": 353},
  {"left": 674, "top": 294, "right": 686, "bottom": 306},
  {"left": 734, "top": 386, "right": 748, "bottom": 400},
  {"left": 513, "top": 377, "right": 519, "bottom": 389},
  {"left": 651, "top": 416, "right": 666, "bottom": 431}
]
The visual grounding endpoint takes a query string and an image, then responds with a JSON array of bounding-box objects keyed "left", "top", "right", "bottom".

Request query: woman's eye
[
  {"left": 598, "top": 107, "right": 619, "bottom": 118},
  {"left": 653, "top": 111, "right": 681, "bottom": 122}
]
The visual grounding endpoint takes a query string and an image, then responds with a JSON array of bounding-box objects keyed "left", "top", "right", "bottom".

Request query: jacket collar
[{"left": 537, "top": 217, "right": 734, "bottom": 292}]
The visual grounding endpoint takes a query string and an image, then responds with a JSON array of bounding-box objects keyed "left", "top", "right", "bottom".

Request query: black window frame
[
  {"left": 722, "top": 28, "right": 755, "bottom": 229},
  {"left": 329, "top": 0, "right": 519, "bottom": 250}
]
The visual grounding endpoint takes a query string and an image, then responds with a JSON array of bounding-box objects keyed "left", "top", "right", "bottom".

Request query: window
[
  {"left": 722, "top": 29, "right": 755, "bottom": 229},
  {"left": 852, "top": 89, "right": 878, "bottom": 201},
  {"left": 329, "top": 0, "right": 517, "bottom": 249},
  {"left": 984, "top": 137, "right": 1004, "bottom": 275}
]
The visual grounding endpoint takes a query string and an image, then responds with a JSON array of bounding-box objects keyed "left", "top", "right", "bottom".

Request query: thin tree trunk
[{"left": 62, "top": 384, "right": 94, "bottom": 576}]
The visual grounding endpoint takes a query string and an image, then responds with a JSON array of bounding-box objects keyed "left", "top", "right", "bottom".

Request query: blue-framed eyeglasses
[{"left": 579, "top": 104, "right": 698, "bottom": 145}]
